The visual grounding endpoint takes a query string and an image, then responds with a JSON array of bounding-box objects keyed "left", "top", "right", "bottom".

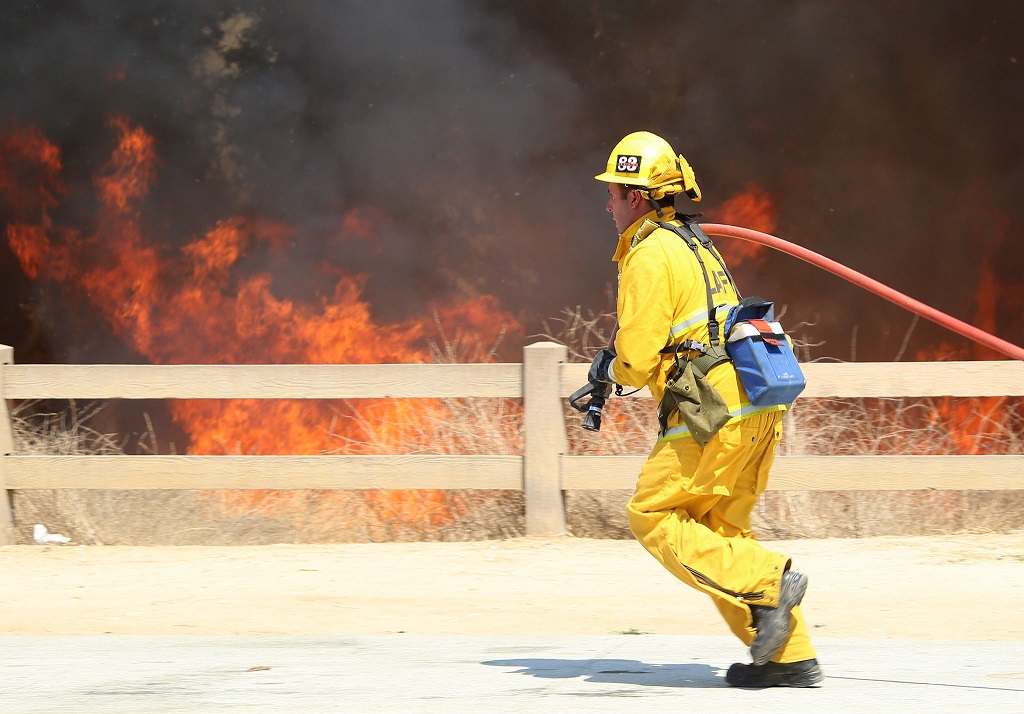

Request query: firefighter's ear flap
[{"left": 678, "top": 154, "right": 701, "bottom": 202}]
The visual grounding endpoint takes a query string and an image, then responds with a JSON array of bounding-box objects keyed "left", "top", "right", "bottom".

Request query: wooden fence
[{"left": 1, "top": 341, "right": 1022, "bottom": 543}]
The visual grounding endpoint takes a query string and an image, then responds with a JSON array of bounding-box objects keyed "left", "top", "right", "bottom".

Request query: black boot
[
  {"left": 726, "top": 659, "right": 824, "bottom": 688},
  {"left": 749, "top": 570, "right": 808, "bottom": 665}
]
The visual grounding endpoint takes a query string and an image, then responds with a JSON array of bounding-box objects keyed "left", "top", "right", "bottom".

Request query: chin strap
[{"left": 643, "top": 190, "right": 664, "bottom": 218}]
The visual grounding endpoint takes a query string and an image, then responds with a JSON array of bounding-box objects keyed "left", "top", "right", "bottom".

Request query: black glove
[{"left": 588, "top": 348, "right": 617, "bottom": 384}]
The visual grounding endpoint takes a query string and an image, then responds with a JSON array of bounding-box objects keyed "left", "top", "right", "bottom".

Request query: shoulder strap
[
  {"left": 658, "top": 218, "right": 728, "bottom": 346},
  {"left": 687, "top": 220, "right": 742, "bottom": 302}
]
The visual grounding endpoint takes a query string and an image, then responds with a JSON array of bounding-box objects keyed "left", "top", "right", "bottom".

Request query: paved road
[{"left": 3, "top": 635, "right": 1023, "bottom": 713}]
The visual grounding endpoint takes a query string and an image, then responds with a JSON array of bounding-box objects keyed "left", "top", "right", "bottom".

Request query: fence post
[
  {"left": 0, "top": 345, "right": 15, "bottom": 544},
  {"left": 522, "top": 341, "right": 568, "bottom": 536}
]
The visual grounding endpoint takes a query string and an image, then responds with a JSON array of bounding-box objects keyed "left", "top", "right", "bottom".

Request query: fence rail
[{"left": 2, "top": 342, "right": 1022, "bottom": 543}]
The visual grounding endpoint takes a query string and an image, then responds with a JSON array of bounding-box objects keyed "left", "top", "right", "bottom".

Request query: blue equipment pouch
[{"left": 724, "top": 298, "right": 806, "bottom": 407}]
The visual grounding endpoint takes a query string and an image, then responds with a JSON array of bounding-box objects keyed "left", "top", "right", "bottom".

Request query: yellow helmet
[{"left": 594, "top": 131, "right": 701, "bottom": 202}]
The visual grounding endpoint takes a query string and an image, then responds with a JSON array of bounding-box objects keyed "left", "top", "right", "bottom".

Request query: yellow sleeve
[{"left": 610, "top": 242, "right": 674, "bottom": 388}]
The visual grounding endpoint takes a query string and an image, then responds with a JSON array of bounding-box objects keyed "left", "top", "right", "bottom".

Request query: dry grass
[
  {"left": 8, "top": 313, "right": 1024, "bottom": 544},
  {"left": 782, "top": 396, "right": 1024, "bottom": 456},
  {"left": 11, "top": 401, "right": 148, "bottom": 456},
  {"left": 9, "top": 398, "right": 526, "bottom": 545},
  {"left": 8, "top": 401, "right": 214, "bottom": 545}
]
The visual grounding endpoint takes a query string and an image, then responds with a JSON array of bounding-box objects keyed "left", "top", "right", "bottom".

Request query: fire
[
  {"left": 2, "top": 116, "right": 520, "bottom": 527},
  {"left": 6, "top": 223, "right": 50, "bottom": 279},
  {"left": 342, "top": 206, "right": 383, "bottom": 241},
  {"left": 915, "top": 251, "right": 1017, "bottom": 455},
  {"left": 713, "top": 183, "right": 776, "bottom": 266},
  {"left": 0, "top": 124, "right": 63, "bottom": 210},
  {"left": 1, "top": 126, "right": 63, "bottom": 279},
  {"left": 971, "top": 252, "right": 1001, "bottom": 361},
  {"left": 93, "top": 115, "right": 157, "bottom": 211}
]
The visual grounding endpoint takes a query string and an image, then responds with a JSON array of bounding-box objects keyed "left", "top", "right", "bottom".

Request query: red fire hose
[{"left": 699, "top": 223, "right": 1024, "bottom": 362}]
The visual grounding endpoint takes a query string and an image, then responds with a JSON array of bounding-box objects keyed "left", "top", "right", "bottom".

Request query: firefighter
[{"left": 589, "top": 131, "right": 823, "bottom": 688}]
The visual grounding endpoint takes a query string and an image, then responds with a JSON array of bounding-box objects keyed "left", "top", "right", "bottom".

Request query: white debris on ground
[{"left": 32, "top": 524, "right": 71, "bottom": 545}]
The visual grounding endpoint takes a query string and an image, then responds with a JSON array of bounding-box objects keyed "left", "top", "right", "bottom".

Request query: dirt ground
[{"left": 2, "top": 532, "right": 1023, "bottom": 640}]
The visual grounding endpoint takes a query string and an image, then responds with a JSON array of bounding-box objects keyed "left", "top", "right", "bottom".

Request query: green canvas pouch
[{"left": 657, "top": 360, "right": 731, "bottom": 447}]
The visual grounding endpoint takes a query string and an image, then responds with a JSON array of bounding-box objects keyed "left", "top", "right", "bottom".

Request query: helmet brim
[{"left": 594, "top": 172, "right": 643, "bottom": 185}]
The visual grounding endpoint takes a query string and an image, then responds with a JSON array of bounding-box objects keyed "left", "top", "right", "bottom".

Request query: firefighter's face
[{"left": 606, "top": 183, "right": 641, "bottom": 233}]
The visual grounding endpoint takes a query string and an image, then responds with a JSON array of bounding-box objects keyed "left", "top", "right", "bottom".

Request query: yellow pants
[{"left": 627, "top": 410, "right": 816, "bottom": 663}]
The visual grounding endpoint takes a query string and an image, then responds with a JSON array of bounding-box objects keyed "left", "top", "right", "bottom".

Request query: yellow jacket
[{"left": 609, "top": 207, "right": 783, "bottom": 440}]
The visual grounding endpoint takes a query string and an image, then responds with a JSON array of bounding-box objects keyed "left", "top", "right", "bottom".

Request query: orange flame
[
  {"left": 3, "top": 117, "right": 521, "bottom": 526},
  {"left": 914, "top": 251, "right": 1013, "bottom": 454},
  {"left": 713, "top": 183, "right": 776, "bottom": 266},
  {"left": 971, "top": 252, "right": 1001, "bottom": 362},
  {"left": 94, "top": 115, "right": 157, "bottom": 211},
  {"left": 1, "top": 126, "right": 64, "bottom": 279},
  {"left": 342, "top": 206, "right": 383, "bottom": 240},
  {"left": 0, "top": 124, "right": 64, "bottom": 210}
]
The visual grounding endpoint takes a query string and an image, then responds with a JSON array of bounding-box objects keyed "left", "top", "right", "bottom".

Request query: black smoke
[{"left": 2, "top": 0, "right": 1022, "bottom": 366}]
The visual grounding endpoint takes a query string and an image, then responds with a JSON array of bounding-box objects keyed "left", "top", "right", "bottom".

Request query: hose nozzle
[{"left": 569, "top": 381, "right": 613, "bottom": 432}]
